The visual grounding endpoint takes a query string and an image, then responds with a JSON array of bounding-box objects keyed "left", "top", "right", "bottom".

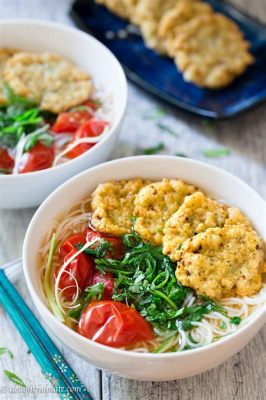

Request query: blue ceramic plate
[{"left": 70, "top": 0, "right": 266, "bottom": 118}]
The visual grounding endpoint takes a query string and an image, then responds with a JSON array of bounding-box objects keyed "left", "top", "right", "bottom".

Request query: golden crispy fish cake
[
  {"left": 91, "top": 179, "right": 148, "bottom": 236},
  {"left": 158, "top": 0, "right": 212, "bottom": 57},
  {"left": 176, "top": 225, "right": 265, "bottom": 300},
  {"left": 163, "top": 191, "right": 252, "bottom": 262},
  {"left": 0, "top": 48, "right": 18, "bottom": 104},
  {"left": 96, "top": 0, "right": 139, "bottom": 19},
  {"left": 133, "top": 0, "right": 179, "bottom": 54},
  {"left": 173, "top": 14, "right": 254, "bottom": 88},
  {"left": 3, "top": 52, "right": 92, "bottom": 113},
  {"left": 134, "top": 179, "right": 196, "bottom": 245}
]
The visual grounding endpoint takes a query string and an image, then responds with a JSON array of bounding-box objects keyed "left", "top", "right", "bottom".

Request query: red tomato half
[
  {"left": 57, "top": 249, "right": 95, "bottom": 301},
  {"left": 85, "top": 228, "right": 124, "bottom": 259},
  {"left": 19, "top": 142, "right": 55, "bottom": 174},
  {"left": 78, "top": 301, "right": 154, "bottom": 347},
  {"left": 0, "top": 148, "right": 14, "bottom": 173},
  {"left": 65, "top": 119, "right": 108, "bottom": 159},
  {"left": 91, "top": 272, "right": 115, "bottom": 300},
  {"left": 59, "top": 234, "right": 86, "bottom": 260},
  {"left": 52, "top": 110, "right": 92, "bottom": 133}
]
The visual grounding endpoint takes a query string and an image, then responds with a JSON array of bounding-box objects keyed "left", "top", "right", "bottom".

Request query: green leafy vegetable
[
  {"left": 142, "top": 142, "right": 165, "bottom": 155},
  {"left": 0, "top": 347, "right": 14, "bottom": 359},
  {"left": 67, "top": 282, "right": 105, "bottom": 319},
  {"left": 76, "top": 238, "right": 114, "bottom": 258},
  {"left": 0, "top": 83, "right": 53, "bottom": 150},
  {"left": 230, "top": 316, "right": 241, "bottom": 325},
  {"left": 202, "top": 148, "right": 230, "bottom": 158},
  {"left": 4, "top": 370, "right": 26, "bottom": 387}
]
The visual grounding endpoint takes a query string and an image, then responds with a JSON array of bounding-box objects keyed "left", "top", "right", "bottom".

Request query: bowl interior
[{"left": 23, "top": 156, "right": 266, "bottom": 357}]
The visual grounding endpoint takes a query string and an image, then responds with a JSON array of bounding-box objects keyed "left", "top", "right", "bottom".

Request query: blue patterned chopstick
[{"left": 0, "top": 269, "right": 93, "bottom": 400}]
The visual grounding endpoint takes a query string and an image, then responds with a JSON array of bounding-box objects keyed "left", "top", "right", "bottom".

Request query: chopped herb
[
  {"left": 76, "top": 238, "right": 114, "bottom": 258},
  {"left": 230, "top": 316, "right": 241, "bottom": 325},
  {"left": 143, "top": 142, "right": 165, "bottom": 155},
  {"left": 202, "top": 148, "right": 230, "bottom": 158},
  {"left": 67, "top": 282, "right": 105, "bottom": 319},
  {"left": 156, "top": 122, "right": 179, "bottom": 137},
  {"left": 0, "top": 347, "right": 14, "bottom": 359},
  {"left": 4, "top": 370, "right": 26, "bottom": 387},
  {"left": 175, "top": 152, "right": 188, "bottom": 158},
  {"left": 129, "top": 215, "right": 137, "bottom": 223}
]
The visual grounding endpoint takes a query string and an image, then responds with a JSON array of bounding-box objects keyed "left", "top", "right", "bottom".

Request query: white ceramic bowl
[
  {"left": 23, "top": 156, "right": 266, "bottom": 381},
  {"left": 0, "top": 19, "right": 127, "bottom": 209}
]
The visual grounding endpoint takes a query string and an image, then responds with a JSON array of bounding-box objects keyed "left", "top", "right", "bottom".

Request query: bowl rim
[
  {"left": 23, "top": 155, "right": 266, "bottom": 359},
  {"left": 0, "top": 18, "right": 127, "bottom": 180}
]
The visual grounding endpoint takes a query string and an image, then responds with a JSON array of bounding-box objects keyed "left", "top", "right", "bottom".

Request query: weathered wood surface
[{"left": 0, "top": 1, "right": 265, "bottom": 399}]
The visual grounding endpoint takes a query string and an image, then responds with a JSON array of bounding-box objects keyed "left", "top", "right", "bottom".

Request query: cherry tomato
[
  {"left": 78, "top": 301, "right": 154, "bottom": 347},
  {"left": 83, "top": 100, "right": 100, "bottom": 111},
  {"left": 59, "top": 234, "right": 86, "bottom": 260},
  {"left": 51, "top": 110, "right": 92, "bottom": 133},
  {"left": 85, "top": 228, "right": 124, "bottom": 259},
  {"left": 57, "top": 248, "right": 95, "bottom": 301},
  {"left": 65, "top": 119, "right": 108, "bottom": 159},
  {"left": 91, "top": 272, "right": 115, "bottom": 300},
  {"left": 0, "top": 147, "right": 14, "bottom": 173},
  {"left": 18, "top": 142, "right": 55, "bottom": 174}
]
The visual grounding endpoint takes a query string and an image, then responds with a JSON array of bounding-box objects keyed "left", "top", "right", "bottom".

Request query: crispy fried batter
[
  {"left": 173, "top": 13, "right": 254, "bottom": 88},
  {"left": 3, "top": 52, "right": 92, "bottom": 113},
  {"left": 176, "top": 225, "right": 265, "bottom": 299},
  {"left": 0, "top": 48, "right": 17, "bottom": 104},
  {"left": 134, "top": 179, "right": 196, "bottom": 245},
  {"left": 163, "top": 191, "right": 252, "bottom": 262},
  {"left": 96, "top": 0, "right": 139, "bottom": 19},
  {"left": 91, "top": 179, "right": 148, "bottom": 235},
  {"left": 133, "top": 0, "right": 179, "bottom": 54},
  {"left": 158, "top": 0, "right": 212, "bottom": 57}
]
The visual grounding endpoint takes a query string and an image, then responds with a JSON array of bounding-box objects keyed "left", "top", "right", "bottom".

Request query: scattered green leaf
[
  {"left": 0, "top": 347, "right": 14, "bottom": 359},
  {"left": 4, "top": 370, "right": 26, "bottom": 387},
  {"left": 175, "top": 152, "right": 188, "bottom": 158},
  {"left": 142, "top": 108, "right": 166, "bottom": 120},
  {"left": 142, "top": 142, "right": 165, "bottom": 155},
  {"left": 156, "top": 122, "right": 179, "bottom": 137},
  {"left": 202, "top": 148, "right": 230, "bottom": 158}
]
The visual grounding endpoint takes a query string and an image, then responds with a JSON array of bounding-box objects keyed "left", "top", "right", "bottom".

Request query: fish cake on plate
[
  {"left": 0, "top": 48, "right": 17, "bottom": 104},
  {"left": 158, "top": 0, "right": 213, "bottom": 56},
  {"left": 96, "top": 0, "right": 139, "bottom": 19},
  {"left": 133, "top": 0, "right": 180, "bottom": 54},
  {"left": 134, "top": 179, "right": 196, "bottom": 245},
  {"left": 163, "top": 191, "right": 252, "bottom": 262},
  {"left": 172, "top": 13, "right": 254, "bottom": 88},
  {"left": 3, "top": 52, "right": 93, "bottom": 113},
  {"left": 91, "top": 179, "right": 148, "bottom": 235},
  {"left": 176, "top": 225, "right": 265, "bottom": 299}
]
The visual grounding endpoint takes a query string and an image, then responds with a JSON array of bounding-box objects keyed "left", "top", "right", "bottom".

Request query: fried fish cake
[
  {"left": 91, "top": 179, "right": 148, "bottom": 235},
  {"left": 173, "top": 13, "right": 254, "bottom": 88},
  {"left": 176, "top": 225, "right": 265, "bottom": 299},
  {"left": 134, "top": 179, "right": 196, "bottom": 245},
  {"left": 158, "top": 0, "right": 212, "bottom": 57},
  {"left": 133, "top": 0, "right": 180, "bottom": 54},
  {"left": 96, "top": 0, "right": 139, "bottom": 19},
  {"left": 163, "top": 191, "right": 252, "bottom": 262},
  {"left": 3, "top": 52, "right": 93, "bottom": 113},
  {"left": 0, "top": 48, "right": 17, "bottom": 104}
]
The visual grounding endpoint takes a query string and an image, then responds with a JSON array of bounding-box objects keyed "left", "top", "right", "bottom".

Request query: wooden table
[{"left": 0, "top": 1, "right": 265, "bottom": 399}]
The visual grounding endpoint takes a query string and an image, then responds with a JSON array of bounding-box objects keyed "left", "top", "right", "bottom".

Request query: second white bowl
[{"left": 0, "top": 19, "right": 127, "bottom": 209}]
